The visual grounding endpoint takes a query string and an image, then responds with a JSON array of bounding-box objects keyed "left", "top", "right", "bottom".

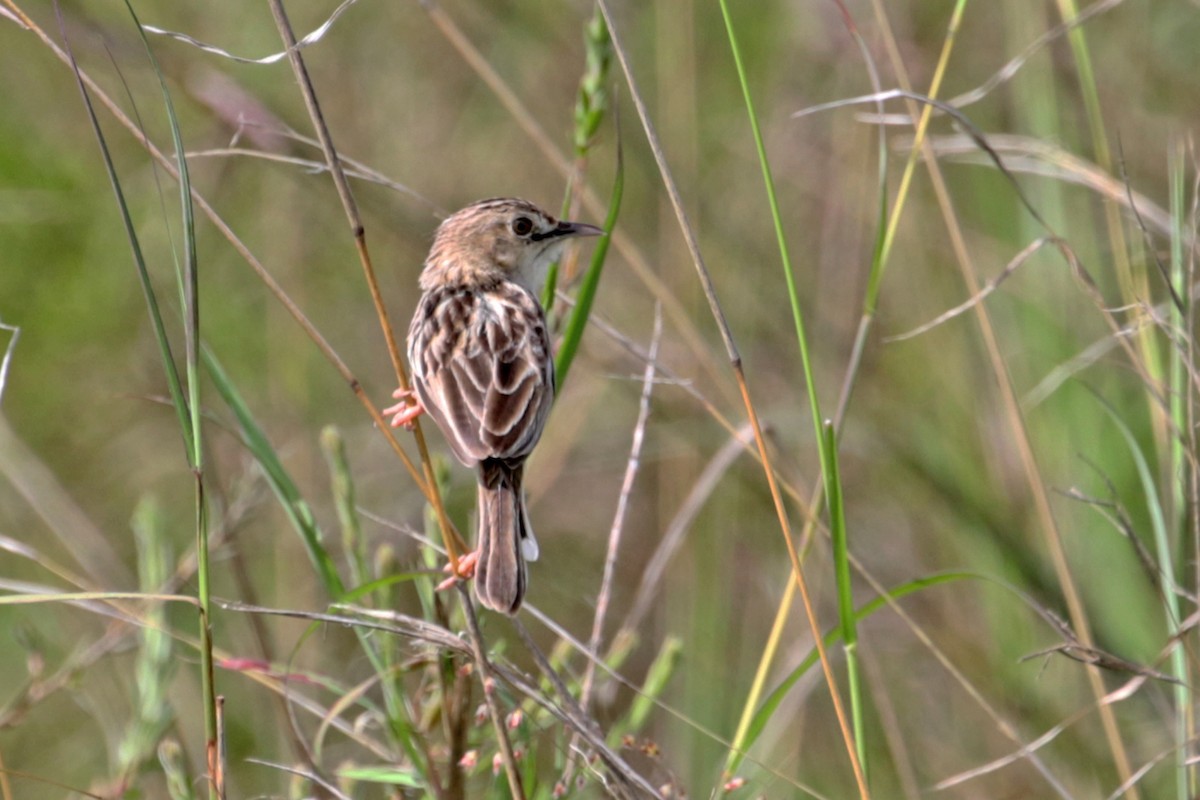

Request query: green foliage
[{"left": 1, "top": 0, "right": 1198, "bottom": 798}]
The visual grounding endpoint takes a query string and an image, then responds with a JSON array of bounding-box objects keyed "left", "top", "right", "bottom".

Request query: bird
[{"left": 385, "top": 198, "right": 602, "bottom": 613}]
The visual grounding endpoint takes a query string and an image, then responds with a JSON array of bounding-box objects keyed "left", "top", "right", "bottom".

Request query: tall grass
[{"left": 0, "top": 1, "right": 1198, "bottom": 798}]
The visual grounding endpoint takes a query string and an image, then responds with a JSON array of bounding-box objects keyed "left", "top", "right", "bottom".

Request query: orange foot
[
  {"left": 435, "top": 550, "right": 479, "bottom": 592},
  {"left": 383, "top": 388, "right": 424, "bottom": 429}
]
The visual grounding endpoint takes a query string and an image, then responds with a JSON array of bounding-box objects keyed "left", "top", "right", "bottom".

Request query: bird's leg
[
  {"left": 435, "top": 549, "right": 480, "bottom": 591},
  {"left": 383, "top": 387, "right": 425, "bottom": 429}
]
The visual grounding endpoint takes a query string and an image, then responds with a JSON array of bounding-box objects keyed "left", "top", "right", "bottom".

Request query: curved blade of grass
[
  {"left": 1092, "top": 388, "right": 1188, "bottom": 798},
  {"left": 120, "top": 0, "right": 200, "bottom": 467},
  {"left": 336, "top": 765, "right": 422, "bottom": 788},
  {"left": 554, "top": 135, "right": 623, "bottom": 392},
  {"left": 205, "top": 346, "right": 429, "bottom": 775},
  {"left": 56, "top": 4, "right": 191, "bottom": 457},
  {"left": 608, "top": 635, "right": 681, "bottom": 745},
  {"left": 822, "top": 420, "right": 864, "bottom": 775},
  {"left": 201, "top": 346, "right": 343, "bottom": 595},
  {"left": 716, "top": 1, "right": 868, "bottom": 793},
  {"left": 1166, "top": 142, "right": 1193, "bottom": 797},
  {"left": 114, "top": 7, "right": 220, "bottom": 792},
  {"left": 724, "top": 572, "right": 970, "bottom": 777}
]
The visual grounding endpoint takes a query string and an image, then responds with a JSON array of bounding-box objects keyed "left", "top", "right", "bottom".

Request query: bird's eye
[{"left": 511, "top": 216, "right": 534, "bottom": 237}]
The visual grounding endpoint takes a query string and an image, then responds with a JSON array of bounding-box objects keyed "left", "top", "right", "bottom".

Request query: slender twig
[
  {"left": 246, "top": 758, "right": 352, "bottom": 800},
  {"left": 580, "top": 305, "right": 661, "bottom": 710},
  {"left": 456, "top": 586, "right": 525, "bottom": 800},
  {"left": 560, "top": 306, "right": 661, "bottom": 791},
  {"left": 264, "top": 0, "right": 461, "bottom": 566}
]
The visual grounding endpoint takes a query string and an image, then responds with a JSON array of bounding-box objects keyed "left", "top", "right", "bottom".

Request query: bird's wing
[{"left": 410, "top": 283, "right": 553, "bottom": 466}]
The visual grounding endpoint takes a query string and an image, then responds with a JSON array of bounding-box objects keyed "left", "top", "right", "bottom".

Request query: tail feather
[{"left": 475, "top": 460, "right": 532, "bottom": 614}]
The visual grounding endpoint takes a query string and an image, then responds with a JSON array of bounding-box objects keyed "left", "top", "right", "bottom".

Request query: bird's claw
[
  {"left": 435, "top": 550, "right": 480, "bottom": 592},
  {"left": 383, "top": 388, "right": 424, "bottom": 429}
]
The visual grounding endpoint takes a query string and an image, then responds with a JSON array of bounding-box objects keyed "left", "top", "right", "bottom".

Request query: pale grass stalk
[
  {"left": 246, "top": 758, "right": 351, "bottom": 800},
  {"left": 616, "top": 423, "right": 753, "bottom": 640},
  {"left": 581, "top": 305, "right": 661, "bottom": 710},
  {"left": 456, "top": 586, "right": 525, "bottom": 800},
  {"left": 597, "top": 2, "right": 869, "bottom": 795},
  {"left": 870, "top": 1, "right": 1138, "bottom": 789},
  {"left": 560, "top": 306, "right": 662, "bottom": 791}
]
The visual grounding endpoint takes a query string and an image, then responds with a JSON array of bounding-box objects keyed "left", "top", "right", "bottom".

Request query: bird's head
[{"left": 421, "top": 198, "right": 603, "bottom": 295}]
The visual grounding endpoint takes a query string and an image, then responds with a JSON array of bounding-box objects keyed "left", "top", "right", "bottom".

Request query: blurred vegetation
[{"left": 2, "top": 0, "right": 1200, "bottom": 798}]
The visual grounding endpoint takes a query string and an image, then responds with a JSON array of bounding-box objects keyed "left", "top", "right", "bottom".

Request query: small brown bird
[{"left": 386, "top": 198, "right": 602, "bottom": 613}]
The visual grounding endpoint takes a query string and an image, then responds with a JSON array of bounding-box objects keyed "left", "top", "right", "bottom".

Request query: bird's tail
[{"left": 475, "top": 460, "right": 538, "bottom": 614}]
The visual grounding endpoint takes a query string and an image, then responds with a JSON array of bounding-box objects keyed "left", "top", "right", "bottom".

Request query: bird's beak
[
  {"left": 534, "top": 220, "right": 604, "bottom": 241},
  {"left": 561, "top": 220, "right": 604, "bottom": 237}
]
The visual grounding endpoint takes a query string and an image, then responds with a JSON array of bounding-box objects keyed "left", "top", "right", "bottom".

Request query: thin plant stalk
[
  {"left": 727, "top": 2, "right": 890, "bottom": 772},
  {"left": 868, "top": 2, "right": 1139, "bottom": 789},
  {"left": 56, "top": 1, "right": 221, "bottom": 793},
  {"left": 600, "top": 0, "right": 868, "bottom": 795},
  {"left": 715, "top": 0, "right": 870, "bottom": 792},
  {"left": 456, "top": 586, "right": 525, "bottom": 800},
  {"left": 823, "top": 421, "right": 865, "bottom": 775},
  {"left": 1167, "top": 142, "right": 1193, "bottom": 797}
]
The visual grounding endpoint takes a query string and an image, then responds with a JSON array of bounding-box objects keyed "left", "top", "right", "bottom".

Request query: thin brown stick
[
  {"left": 455, "top": 586, "right": 525, "bottom": 800},
  {"left": 595, "top": 2, "right": 870, "bottom": 796},
  {"left": 214, "top": 695, "right": 227, "bottom": 800},
  {"left": 264, "top": 0, "right": 462, "bottom": 565}
]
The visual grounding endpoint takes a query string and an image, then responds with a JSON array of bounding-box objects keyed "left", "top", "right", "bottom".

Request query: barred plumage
[{"left": 394, "top": 198, "right": 601, "bottom": 613}]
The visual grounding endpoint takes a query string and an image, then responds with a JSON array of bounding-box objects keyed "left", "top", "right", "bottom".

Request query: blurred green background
[{"left": 2, "top": 0, "right": 1199, "bottom": 797}]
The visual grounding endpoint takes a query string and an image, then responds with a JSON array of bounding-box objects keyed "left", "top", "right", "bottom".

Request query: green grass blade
[
  {"left": 336, "top": 765, "right": 423, "bottom": 788},
  {"left": 115, "top": 10, "right": 216, "bottom": 792},
  {"left": 56, "top": 7, "right": 191, "bottom": 458},
  {"left": 822, "top": 420, "right": 865, "bottom": 777},
  {"left": 320, "top": 426, "right": 368, "bottom": 590},
  {"left": 1167, "top": 139, "right": 1192, "bottom": 795},
  {"left": 201, "top": 346, "right": 344, "bottom": 595},
  {"left": 204, "top": 348, "right": 427, "bottom": 772},
  {"left": 716, "top": 0, "right": 823, "bottom": 431},
  {"left": 1092, "top": 389, "right": 1189, "bottom": 798},
  {"left": 119, "top": 0, "right": 200, "bottom": 467},
  {"left": 608, "top": 636, "right": 682, "bottom": 745},
  {"left": 554, "top": 138, "right": 623, "bottom": 392},
  {"left": 724, "top": 573, "right": 969, "bottom": 777}
]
